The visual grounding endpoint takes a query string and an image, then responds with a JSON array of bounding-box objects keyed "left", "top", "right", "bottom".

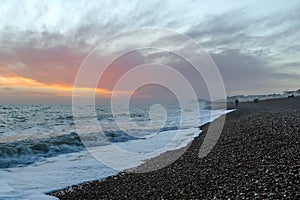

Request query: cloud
[
  {"left": 0, "top": 0, "right": 299, "bottom": 104},
  {"left": 0, "top": 74, "right": 117, "bottom": 98},
  {"left": 185, "top": 4, "right": 300, "bottom": 59},
  {"left": 0, "top": 42, "right": 85, "bottom": 85},
  {"left": 211, "top": 49, "right": 300, "bottom": 94},
  {"left": 1, "top": 87, "right": 13, "bottom": 91}
]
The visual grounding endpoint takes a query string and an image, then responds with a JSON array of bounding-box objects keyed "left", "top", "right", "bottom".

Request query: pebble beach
[{"left": 51, "top": 97, "right": 300, "bottom": 199}]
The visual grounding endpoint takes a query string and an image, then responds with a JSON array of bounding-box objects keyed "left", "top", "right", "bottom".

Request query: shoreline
[
  {"left": 50, "top": 97, "right": 300, "bottom": 199},
  {"left": 48, "top": 112, "right": 223, "bottom": 196}
]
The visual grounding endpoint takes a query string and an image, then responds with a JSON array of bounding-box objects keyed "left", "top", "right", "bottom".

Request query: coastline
[{"left": 50, "top": 97, "right": 300, "bottom": 199}]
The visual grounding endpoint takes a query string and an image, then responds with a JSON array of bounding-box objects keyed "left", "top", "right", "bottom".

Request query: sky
[{"left": 0, "top": 0, "right": 299, "bottom": 104}]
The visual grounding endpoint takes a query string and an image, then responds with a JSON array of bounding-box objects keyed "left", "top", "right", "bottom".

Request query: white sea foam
[{"left": 0, "top": 105, "right": 232, "bottom": 199}]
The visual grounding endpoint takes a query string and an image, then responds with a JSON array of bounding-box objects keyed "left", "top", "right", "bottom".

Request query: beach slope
[{"left": 51, "top": 97, "right": 300, "bottom": 199}]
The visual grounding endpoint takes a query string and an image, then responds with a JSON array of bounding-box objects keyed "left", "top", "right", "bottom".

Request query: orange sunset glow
[{"left": 0, "top": 74, "right": 116, "bottom": 97}]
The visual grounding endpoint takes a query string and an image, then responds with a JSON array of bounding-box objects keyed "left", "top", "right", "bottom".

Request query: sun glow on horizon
[{"left": 0, "top": 75, "right": 128, "bottom": 98}]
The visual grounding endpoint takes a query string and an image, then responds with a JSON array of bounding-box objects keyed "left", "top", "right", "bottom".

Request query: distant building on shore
[
  {"left": 227, "top": 89, "right": 300, "bottom": 102},
  {"left": 227, "top": 93, "right": 284, "bottom": 102}
]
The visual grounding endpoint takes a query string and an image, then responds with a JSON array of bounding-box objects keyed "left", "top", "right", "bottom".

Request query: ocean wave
[
  {"left": 0, "top": 130, "right": 138, "bottom": 168},
  {"left": 0, "top": 133, "right": 83, "bottom": 168}
]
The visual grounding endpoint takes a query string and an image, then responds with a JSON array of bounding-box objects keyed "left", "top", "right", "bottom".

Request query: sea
[{"left": 0, "top": 104, "right": 231, "bottom": 199}]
